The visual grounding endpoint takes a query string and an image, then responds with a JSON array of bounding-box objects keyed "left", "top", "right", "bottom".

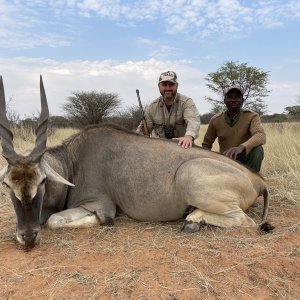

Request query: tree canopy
[
  {"left": 205, "top": 61, "right": 270, "bottom": 115},
  {"left": 285, "top": 105, "right": 300, "bottom": 118},
  {"left": 107, "top": 105, "right": 142, "bottom": 130},
  {"left": 63, "top": 91, "right": 121, "bottom": 126}
]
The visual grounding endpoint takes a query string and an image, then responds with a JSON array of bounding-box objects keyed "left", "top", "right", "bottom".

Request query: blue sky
[{"left": 0, "top": 0, "right": 299, "bottom": 117}]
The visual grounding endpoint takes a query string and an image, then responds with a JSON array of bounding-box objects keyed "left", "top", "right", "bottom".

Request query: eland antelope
[{"left": 0, "top": 76, "right": 273, "bottom": 249}]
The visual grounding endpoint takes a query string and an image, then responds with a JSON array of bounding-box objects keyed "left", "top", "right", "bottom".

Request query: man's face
[
  {"left": 224, "top": 91, "right": 243, "bottom": 113},
  {"left": 158, "top": 81, "right": 178, "bottom": 100}
]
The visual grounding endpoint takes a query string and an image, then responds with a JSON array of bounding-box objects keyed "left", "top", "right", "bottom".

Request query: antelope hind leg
[{"left": 181, "top": 208, "right": 256, "bottom": 233}]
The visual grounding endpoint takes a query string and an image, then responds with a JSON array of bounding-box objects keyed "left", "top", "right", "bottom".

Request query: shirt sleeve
[
  {"left": 240, "top": 114, "right": 266, "bottom": 154},
  {"left": 144, "top": 105, "right": 154, "bottom": 134},
  {"left": 202, "top": 119, "right": 217, "bottom": 150},
  {"left": 182, "top": 98, "right": 200, "bottom": 139}
]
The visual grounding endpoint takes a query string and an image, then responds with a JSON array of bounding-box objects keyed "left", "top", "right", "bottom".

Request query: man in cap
[
  {"left": 138, "top": 71, "right": 200, "bottom": 148},
  {"left": 202, "top": 84, "right": 266, "bottom": 172}
]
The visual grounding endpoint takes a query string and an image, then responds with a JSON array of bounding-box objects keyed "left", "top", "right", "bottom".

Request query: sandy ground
[{"left": 0, "top": 180, "right": 299, "bottom": 300}]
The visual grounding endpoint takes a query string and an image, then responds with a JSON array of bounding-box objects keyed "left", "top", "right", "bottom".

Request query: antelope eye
[
  {"left": 40, "top": 178, "right": 47, "bottom": 185},
  {"left": 2, "top": 182, "right": 9, "bottom": 188}
]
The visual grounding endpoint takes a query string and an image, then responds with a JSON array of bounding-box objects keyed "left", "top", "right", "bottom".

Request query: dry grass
[
  {"left": 0, "top": 122, "right": 299, "bottom": 300},
  {"left": 8, "top": 125, "right": 79, "bottom": 151}
]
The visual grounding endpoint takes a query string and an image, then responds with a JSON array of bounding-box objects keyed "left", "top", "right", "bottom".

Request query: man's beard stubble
[{"left": 162, "top": 91, "right": 176, "bottom": 101}]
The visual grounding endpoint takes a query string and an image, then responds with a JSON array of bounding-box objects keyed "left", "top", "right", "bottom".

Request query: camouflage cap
[
  {"left": 158, "top": 71, "right": 178, "bottom": 84},
  {"left": 224, "top": 83, "right": 243, "bottom": 96}
]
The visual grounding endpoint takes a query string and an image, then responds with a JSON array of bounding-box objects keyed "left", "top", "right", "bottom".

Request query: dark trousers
[{"left": 238, "top": 145, "right": 264, "bottom": 172}]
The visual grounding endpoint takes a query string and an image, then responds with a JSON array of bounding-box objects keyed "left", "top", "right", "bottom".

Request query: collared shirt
[
  {"left": 224, "top": 111, "right": 241, "bottom": 127},
  {"left": 143, "top": 93, "right": 200, "bottom": 139}
]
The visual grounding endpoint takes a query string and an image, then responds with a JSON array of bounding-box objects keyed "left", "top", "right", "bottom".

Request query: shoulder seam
[{"left": 211, "top": 112, "right": 223, "bottom": 120}]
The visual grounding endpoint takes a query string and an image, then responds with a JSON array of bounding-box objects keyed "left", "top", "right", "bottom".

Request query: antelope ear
[
  {"left": 0, "top": 165, "right": 8, "bottom": 182},
  {"left": 41, "top": 160, "right": 75, "bottom": 187}
]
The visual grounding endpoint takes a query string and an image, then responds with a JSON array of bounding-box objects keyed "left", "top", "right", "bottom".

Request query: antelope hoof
[{"left": 181, "top": 220, "right": 200, "bottom": 233}]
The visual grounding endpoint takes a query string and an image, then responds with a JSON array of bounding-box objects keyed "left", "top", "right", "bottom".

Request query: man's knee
[{"left": 239, "top": 145, "right": 264, "bottom": 172}]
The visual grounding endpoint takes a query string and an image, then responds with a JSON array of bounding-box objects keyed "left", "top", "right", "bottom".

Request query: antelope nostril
[{"left": 22, "top": 233, "right": 38, "bottom": 243}]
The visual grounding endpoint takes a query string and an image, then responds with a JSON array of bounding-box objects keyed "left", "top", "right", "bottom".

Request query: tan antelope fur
[{"left": 0, "top": 77, "right": 273, "bottom": 249}]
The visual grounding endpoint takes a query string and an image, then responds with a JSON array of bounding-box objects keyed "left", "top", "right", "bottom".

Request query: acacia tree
[
  {"left": 108, "top": 105, "right": 142, "bottom": 130},
  {"left": 63, "top": 91, "right": 121, "bottom": 126},
  {"left": 205, "top": 61, "right": 270, "bottom": 115},
  {"left": 284, "top": 105, "right": 300, "bottom": 118}
]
